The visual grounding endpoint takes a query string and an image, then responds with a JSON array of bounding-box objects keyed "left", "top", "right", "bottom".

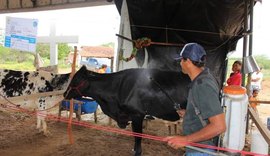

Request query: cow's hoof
[
  {"left": 43, "top": 131, "right": 51, "bottom": 137},
  {"left": 132, "top": 149, "right": 142, "bottom": 156},
  {"left": 37, "top": 128, "right": 43, "bottom": 133}
]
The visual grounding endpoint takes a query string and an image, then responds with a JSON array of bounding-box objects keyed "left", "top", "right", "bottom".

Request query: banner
[{"left": 4, "top": 17, "right": 38, "bottom": 53}]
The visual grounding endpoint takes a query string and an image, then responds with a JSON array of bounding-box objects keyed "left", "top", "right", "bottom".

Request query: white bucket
[
  {"left": 222, "top": 86, "right": 248, "bottom": 150},
  {"left": 251, "top": 129, "right": 269, "bottom": 154}
]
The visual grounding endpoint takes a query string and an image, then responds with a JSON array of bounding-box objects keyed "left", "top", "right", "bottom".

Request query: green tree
[
  {"left": 58, "top": 43, "right": 72, "bottom": 60},
  {"left": 254, "top": 55, "right": 270, "bottom": 69},
  {"left": 36, "top": 43, "right": 72, "bottom": 60},
  {"left": 36, "top": 43, "right": 50, "bottom": 59},
  {"left": 101, "top": 42, "right": 115, "bottom": 48}
]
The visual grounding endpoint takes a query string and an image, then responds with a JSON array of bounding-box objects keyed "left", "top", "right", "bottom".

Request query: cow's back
[{"left": 110, "top": 68, "right": 190, "bottom": 121}]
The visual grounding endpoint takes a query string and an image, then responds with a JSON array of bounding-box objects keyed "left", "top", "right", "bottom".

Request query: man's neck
[{"left": 188, "top": 67, "right": 204, "bottom": 81}]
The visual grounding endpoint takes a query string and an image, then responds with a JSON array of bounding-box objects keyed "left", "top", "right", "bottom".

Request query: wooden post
[
  {"left": 71, "top": 46, "right": 78, "bottom": 78},
  {"left": 68, "top": 99, "right": 74, "bottom": 144},
  {"left": 67, "top": 46, "right": 78, "bottom": 144},
  {"left": 248, "top": 106, "right": 270, "bottom": 145}
]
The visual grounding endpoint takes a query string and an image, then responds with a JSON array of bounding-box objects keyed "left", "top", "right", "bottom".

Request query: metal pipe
[
  {"left": 249, "top": 0, "right": 254, "bottom": 57},
  {"left": 242, "top": 0, "right": 249, "bottom": 87},
  {"left": 242, "top": 0, "right": 250, "bottom": 135},
  {"left": 186, "top": 146, "right": 228, "bottom": 156},
  {"left": 246, "top": 0, "right": 255, "bottom": 95},
  {"left": 116, "top": 34, "right": 184, "bottom": 47}
]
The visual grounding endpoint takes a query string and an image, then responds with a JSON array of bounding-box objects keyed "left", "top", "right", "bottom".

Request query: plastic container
[
  {"left": 61, "top": 98, "right": 98, "bottom": 114},
  {"left": 222, "top": 85, "right": 248, "bottom": 150},
  {"left": 251, "top": 129, "right": 269, "bottom": 154}
]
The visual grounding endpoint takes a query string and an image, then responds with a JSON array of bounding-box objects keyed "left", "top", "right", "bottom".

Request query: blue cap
[{"left": 175, "top": 43, "right": 206, "bottom": 63}]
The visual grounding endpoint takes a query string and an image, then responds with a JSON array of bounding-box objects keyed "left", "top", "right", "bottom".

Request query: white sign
[
  {"left": 0, "top": 28, "right": 4, "bottom": 46},
  {"left": 4, "top": 17, "right": 38, "bottom": 53}
]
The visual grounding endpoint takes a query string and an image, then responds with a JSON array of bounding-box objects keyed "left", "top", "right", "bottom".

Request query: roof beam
[{"left": 0, "top": 0, "right": 114, "bottom": 14}]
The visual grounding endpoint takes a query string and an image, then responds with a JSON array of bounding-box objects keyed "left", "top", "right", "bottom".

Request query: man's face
[
  {"left": 253, "top": 90, "right": 259, "bottom": 97},
  {"left": 180, "top": 57, "right": 188, "bottom": 74}
]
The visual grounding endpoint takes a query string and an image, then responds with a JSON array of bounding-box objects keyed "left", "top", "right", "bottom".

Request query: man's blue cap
[{"left": 175, "top": 43, "right": 206, "bottom": 63}]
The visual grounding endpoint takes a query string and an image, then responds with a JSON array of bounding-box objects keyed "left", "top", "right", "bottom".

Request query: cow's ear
[
  {"left": 79, "top": 65, "right": 89, "bottom": 74},
  {"left": 81, "top": 65, "right": 87, "bottom": 70}
]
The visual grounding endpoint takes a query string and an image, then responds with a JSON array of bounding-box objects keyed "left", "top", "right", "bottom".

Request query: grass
[
  {"left": 0, "top": 59, "right": 72, "bottom": 72},
  {"left": 0, "top": 61, "right": 36, "bottom": 70}
]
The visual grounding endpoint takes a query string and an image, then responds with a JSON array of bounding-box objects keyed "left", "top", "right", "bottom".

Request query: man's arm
[
  {"left": 164, "top": 113, "right": 226, "bottom": 149},
  {"left": 185, "top": 113, "right": 226, "bottom": 142},
  {"left": 251, "top": 77, "right": 260, "bottom": 82}
]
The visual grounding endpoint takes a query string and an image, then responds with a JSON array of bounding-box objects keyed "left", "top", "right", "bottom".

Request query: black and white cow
[
  {"left": 0, "top": 69, "right": 70, "bottom": 135},
  {"left": 64, "top": 66, "right": 190, "bottom": 156}
]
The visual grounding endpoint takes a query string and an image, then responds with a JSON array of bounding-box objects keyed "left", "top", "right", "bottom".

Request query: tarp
[{"left": 114, "top": 0, "right": 253, "bottom": 87}]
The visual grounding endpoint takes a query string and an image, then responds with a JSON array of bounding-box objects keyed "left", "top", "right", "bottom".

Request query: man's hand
[
  {"left": 177, "top": 109, "right": 186, "bottom": 117},
  {"left": 163, "top": 136, "right": 188, "bottom": 149}
]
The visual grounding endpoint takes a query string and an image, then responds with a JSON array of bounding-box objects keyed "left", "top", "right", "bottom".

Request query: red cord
[{"left": 1, "top": 103, "right": 268, "bottom": 156}]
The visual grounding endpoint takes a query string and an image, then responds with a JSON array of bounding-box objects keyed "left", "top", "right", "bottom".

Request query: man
[
  {"left": 164, "top": 43, "right": 226, "bottom": 155},
  {"left": 98, "top": 64, "right": 107, "bottom": 73},
  {"left": 250, "top": 67, "right": 263, "bottom": 96}
]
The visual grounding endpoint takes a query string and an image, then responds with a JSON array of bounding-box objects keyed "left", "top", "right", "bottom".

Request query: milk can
[{"left": 222, "top": 85, "right": 248, "bottom": 150}]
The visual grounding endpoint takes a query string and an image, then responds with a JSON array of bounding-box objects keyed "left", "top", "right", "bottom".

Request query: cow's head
[
  {"left": 115, "top": 112, "right": 131, "bottom": 128},
  {"left": 64, "top": 66, "right": 133, "bottom": 128},
  {"left": 64, "top": 66, "right": 91, "bottom": 99}
]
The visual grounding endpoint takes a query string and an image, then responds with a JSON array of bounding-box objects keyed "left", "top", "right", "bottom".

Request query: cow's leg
[
  {"left": 37, "top": 111, "right": 49, "bottom": 135},
  {"left": 37, "top": 99, "right": 50, "bottom": 136},
  {"left": 36, "top": 113, "right": 42, "bottom": 131},
  {"left": 58, "top": 103, "right": 62, "bottom": 120},
  {"left": 132, "top": 117, "right": 144, "bottom": 156},
  {"left": 41, "top": 117, "right": 49, "bottom": 136}
]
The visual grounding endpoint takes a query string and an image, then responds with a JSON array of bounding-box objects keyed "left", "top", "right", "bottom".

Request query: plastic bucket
[
  {"left": 61, "top": 98, "right": 98, "bottom": 114},
  {"left": 251, "top": 129, "right": 269, "bottom": 154},
  {"left": 222, "top": 85, "right": 248, "bottom": 150}
]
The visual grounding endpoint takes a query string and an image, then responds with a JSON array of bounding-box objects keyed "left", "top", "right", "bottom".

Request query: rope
[
  {"left": 0, "top": 101, "right": 268, "bottom": 156},
  {"left": 119, "top": 37, "right": 151, "bottom": 62},
  {"left": 119, "top": 48, "right": 137, "bottom": 62}
]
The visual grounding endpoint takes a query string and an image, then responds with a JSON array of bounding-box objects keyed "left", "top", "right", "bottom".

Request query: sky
[
  {"left": 0, "top": 2, "right": 270, "bottom": 58},
  {"left": 232, "top": 1, "right": 270, "bottom": 58},
  {"left": 0, "top": 5, "right": 120, "bottom": 46}
]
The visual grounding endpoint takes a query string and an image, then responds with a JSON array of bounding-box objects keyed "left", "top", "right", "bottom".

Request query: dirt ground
[
  {"left": 257, "top": 79, "right": 270, "bottom": 122},
  {"left": 0, "top": 81, "right": 269, "bottom": 156}
]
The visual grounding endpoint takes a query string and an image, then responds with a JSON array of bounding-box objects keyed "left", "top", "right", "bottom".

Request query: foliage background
[{"left": 0, "top": 43, "right": 72, "bottom": 70}]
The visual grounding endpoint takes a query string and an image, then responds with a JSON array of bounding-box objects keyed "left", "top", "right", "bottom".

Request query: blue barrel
[{"left": 61, "top": 98, "right": 98, "bottom": 114}]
